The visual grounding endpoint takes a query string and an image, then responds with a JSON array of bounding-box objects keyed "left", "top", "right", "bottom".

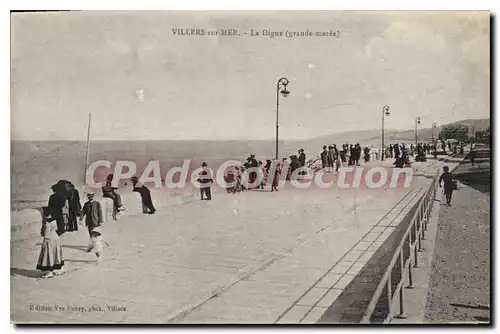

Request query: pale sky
[{"left": 11, "top": 11, "right": 490, "bottom": 141}]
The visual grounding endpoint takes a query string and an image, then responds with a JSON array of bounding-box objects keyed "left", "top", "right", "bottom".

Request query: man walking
[
  {"left": 355, "top": 143, "right": 362, "bottom": 166},
  {"left": 469, "top": 149, "right": 477, "bottom": 166},
  {"left": 80, "top": 192, "right": 107, "bottom": 263},
  {"left": 198, "top": 162, "right": 213, "bottom": 200},
  {"left": 439, "top": 166, "right": 456, "bottom": 206},
  {"left": 298, "top": 149, "right": 306, "bottom": 167},
  {"left": 320, "top": 145, "right": 328, "bottom": 169},
  {"left": 327, "top": 145, "right": 334, "bottom": 170},
  {"left": 66, "top": 182, "right": 81, "bottom": 232}
]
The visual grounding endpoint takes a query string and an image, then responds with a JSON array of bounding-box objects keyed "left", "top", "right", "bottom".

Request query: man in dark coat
[
  {"left": 298, "top": 149, "right": 306, "bottom": 167},
  {"left": 355, "top": 143, "right": 362, "bottom": 166},
  {"left": 363, "top": 146, "right": 370, "bottom": 163},
  {"left": 439, "top": 166, "right": 456, "bottom": 206},
  {"left": 131, "top": 177, "right": 156, "bottom": 214},
  {"left": 394, "top": 144, "right": 400, "bottom": 159},
  {"left": 197, "top": 162, "right": 213, "bottom": 200},
  {"left": 348, "top": 144, "right": 354, "bottom": 166},
  {"left": 66, "top": 182, "right": 81, "bottom": 231},
  {"left": 80, "top": 192, "right": 107, "bottom": 260},
  {"left": 327, "top": 146, "right": 334, "bottom": 169},
  {"left": 468, "top": 149, "right": 477, "bottom": 166},
  {"left": 320, "top": 145, "right": 328, "bottom": 169},
  {"left": 102, "top": 174, "right": 125, "bottom": 216},
  {"left": 340, "top": 145, "right": 347, "bottom": 164}
]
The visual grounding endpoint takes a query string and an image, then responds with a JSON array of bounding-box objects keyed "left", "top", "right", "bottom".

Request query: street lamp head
[
  {"left": 383, "top": 105, "right": 390, "bottom": 116},
  {"left": 416, "top": 116, "right": 422, "bottom": 125},
  {"left": 280, "top": 88, "right": 290, "bottom": 98}
]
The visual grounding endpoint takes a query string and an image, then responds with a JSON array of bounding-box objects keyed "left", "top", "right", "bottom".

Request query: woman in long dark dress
[
  {"left": 271, "top": 161, "right": 280, "bottom": 192},
  {"left": 439, "top": 166, "right": 456, "bottom": 206},
  {"left": 48, "top": 184, "right": 68, "bottom": 236}
]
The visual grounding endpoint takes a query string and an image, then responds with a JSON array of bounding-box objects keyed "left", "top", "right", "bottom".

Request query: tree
[{"left": 475, "top": 126, "right": 491, "bottom": 144}]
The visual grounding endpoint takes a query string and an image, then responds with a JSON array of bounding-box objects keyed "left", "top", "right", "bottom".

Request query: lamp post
[
  {"left": 431, "top": 122, "right": 437, "bottom": 158},
  {"left": 381, "top": 105, "right": 390, "bottom": 161},
  {"left": 431, "top": 122, "right": 436, "bottom": 143},
  {"left": 275, "top": 77, "right": 290, "bottom": 160},
  {"left": 415, "top": 116, "right": 422, "bottom": 147}
]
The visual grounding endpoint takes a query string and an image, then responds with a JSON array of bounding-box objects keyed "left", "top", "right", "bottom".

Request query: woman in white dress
[{"left": 37, "top": 215, "right": 65, "bottom": 278}]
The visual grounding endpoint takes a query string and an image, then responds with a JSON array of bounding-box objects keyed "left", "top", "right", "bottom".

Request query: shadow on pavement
[
  {"left": 10, "top": 268, "right": 45, "bottom": 279},
  {"left": 64, "top": 259, "right": 95, "bottom": 264},
  {"left": 35, "top": 243, "right": 89, "bottom": 252}
]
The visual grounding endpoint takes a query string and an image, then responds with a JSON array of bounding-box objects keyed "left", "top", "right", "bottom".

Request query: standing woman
[
  {"left": 258, "top": 161, "right": 266, "bottom": 189},
  {"left": 48, "top": 183, "right": 68, "bottom": 236},
  {"left": 37, "top": 210, "right": 65, "bottom": 278},
  {"left": 263, "top": 160, "right": 272, "bottom": 189},
  {"left": 439, "top": 166, "right": 457, "bottom": 206},
  {"left": 271, "top": 160, "right": 280, "bottom": 192}
]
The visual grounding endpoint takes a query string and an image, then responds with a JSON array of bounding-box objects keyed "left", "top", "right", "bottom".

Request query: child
[
  {"left": 37, "top": 208, "right": 65, "bottom": 278},
  {"left": 80, "top": 192, "right": 107, "bottom": 263}
]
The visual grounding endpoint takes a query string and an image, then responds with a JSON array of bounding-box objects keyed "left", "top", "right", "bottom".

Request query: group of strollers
[{"left": 222, "top": 152, "right": 307, "bottom": 193}]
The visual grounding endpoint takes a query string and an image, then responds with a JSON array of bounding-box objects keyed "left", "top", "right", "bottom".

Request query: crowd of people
[
  {"left": 37, "top": 138, "right": 469, "bottom": 279},
  {"left": 38, "top": 182, "right": 105, "bottom": 279},
  {"left": 36, "top": 175, "right": 156, "bottom": 279},
  {"left": 319, "top": 143, "right": 374, "bottom": 170}
]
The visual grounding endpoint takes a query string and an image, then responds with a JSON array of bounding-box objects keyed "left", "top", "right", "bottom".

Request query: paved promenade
[{"left": 11, "top": 159, "right": 446, "bottom": 324}]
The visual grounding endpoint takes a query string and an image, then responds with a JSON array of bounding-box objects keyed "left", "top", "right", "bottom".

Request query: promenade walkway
[{"left": 11, "top": 159, "right": 447, "bottom": 324}]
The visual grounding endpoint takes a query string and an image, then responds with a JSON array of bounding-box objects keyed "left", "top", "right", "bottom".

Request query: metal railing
[{"left": 360, "top": 170, "right": 440, "bottom": 324}]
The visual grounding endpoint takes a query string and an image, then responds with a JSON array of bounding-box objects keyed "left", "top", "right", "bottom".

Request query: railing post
[
  {"left": 396, "top": 250, "right": 406, "bottom": 318},
  {"left": 386, "top": 277, "right": 392, "bottom": 321},
  {"left": 415, "top": 208, "right": 423, "bottom": 252},
  {"left": 405, "top": 233, "right": 414, "bottom": 288},
  {"left": 407, "top": 258, "right": 414, "bottom": 288},
  {"left": 397, "top": 286, "right": 406, "bottom": 319},
  {"left": 421, "top": 204, "right": 426, "bottom": 240},
  {"left": 425, "top": 204, "right": 430, "bottom": 231},
  {"left": 418, "top": 231, "right": 423, "bottom": 251},
  {"left": 414, "top": 231, "right": 419, "bottom": 268}
]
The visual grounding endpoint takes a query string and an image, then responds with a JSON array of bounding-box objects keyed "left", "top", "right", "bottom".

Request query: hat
[
  {"left": 51, "top": 180, "right": 70, "bottom": 189},
  {"left": 86, "top": 192, "right": 95, "bottom": 198},
  {"left": 90, "top": 226, "right": 102, "bottom": 235}
]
